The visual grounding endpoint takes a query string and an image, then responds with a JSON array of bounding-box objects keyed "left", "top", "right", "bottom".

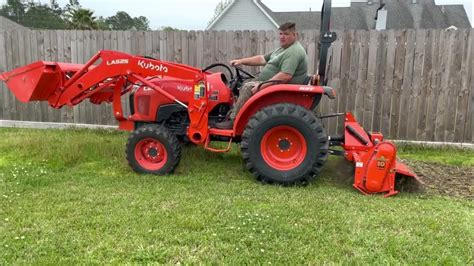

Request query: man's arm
[
  {"left": 251, "top": 72, "right": 292, "bottom": 93},
  {"left": 231, "top": 55, "right": 266, "bottom": 66}
]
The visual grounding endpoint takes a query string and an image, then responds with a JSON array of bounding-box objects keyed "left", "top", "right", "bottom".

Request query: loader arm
[{"left": 1, "top": 50, "right": 205, "bottom": 109}]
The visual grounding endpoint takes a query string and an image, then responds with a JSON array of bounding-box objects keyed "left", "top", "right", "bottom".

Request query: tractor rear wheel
[
  {"left": 126, "top": 124, "right": 181, "bottom": 175},
  {"left": 241, "top": 103, "right": 329, "bottom": 185}
]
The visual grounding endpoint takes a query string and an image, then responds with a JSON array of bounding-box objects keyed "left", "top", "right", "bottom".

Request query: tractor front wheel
[
  {"left": 241, "top": 103, "right": 329, "bottom": 185},
  {"left": 126, "top": 124, "right": 181, "bottom": 175}
]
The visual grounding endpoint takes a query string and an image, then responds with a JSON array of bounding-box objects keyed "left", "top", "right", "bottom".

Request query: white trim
[
  {"left": 206, "top": 0, "right": 238, "bottom": 30},
  {"left": 253, "top": 0, "right": 279, "bottom": 28}
]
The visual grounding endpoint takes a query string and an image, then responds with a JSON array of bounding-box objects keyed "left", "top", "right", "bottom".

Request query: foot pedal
[
  {"left": 329, "top": 149, "right": 345, "bottom": 156},
  {"left": 328, "top": 135, "right": 344, "bottom": 146}
]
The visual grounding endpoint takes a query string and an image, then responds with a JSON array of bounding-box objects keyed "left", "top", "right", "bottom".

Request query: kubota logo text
[
  {"left": 106, "top": 59, "right": 129, "bottom": 65},
  {"left": 138, "top": 60, "right": 169, "bottom": 73}
]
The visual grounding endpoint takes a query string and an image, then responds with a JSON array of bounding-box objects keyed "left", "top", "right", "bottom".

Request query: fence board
[
  {"left": 468, "top": 29, "right": 474, "bottom": 143},
  {"left": 56, "top": 30, "right": 67, "bottom": 123},
  {"left": 173, "top": 31, "right": 182, "bottom": 63},
  {"left": 0, "top": 29, "right": 472, "bottom": 143},
  {"left": 63, "top": 30, "right": 74, "bottom": 123},
  {"left": 355, "top": 31, "right": 368, "bottom": 124},
  {"left": 202, "top": 30, "right": 211, "bottom": 67},
  {"left": 407, "top": 30, "right": 425, "bottom": 139},
  {"left": 15, "top": 30, "right": 27, "bottom": 121},
  {"left": 327, "top": 31, "right": 342, "bottom": 134},
  {"left": 348, "top": 30, "right": 360, "bottom": 113},
  {"left": 70, "top": 30, "right": 79, "bottom": 124},
  {"left": 188, "top": 31, "right": 196, "bottom": 67},
  {"left": 339, "top": 30, "right": 353, "bottom": 133},
  {"left": 242, "top": 30, "right": 252, "bottom": 73},
  {"left": 195, "top": 31, "right": 203, "bottom": 68},
  {"left": 417, "top": 30, "right": 433, "bottom": 140},
  {"left": 390, "top": 30, "right": 407, "bottom": 139},
  {"left": 428, "top": 30, "right": 445, "bottom": 141},
  {"left": 382, "top": 31, "right": 396, "bottom": 137},
  {"left": 9, "top": 31, "right": 20, "bottom": 120},
  {"left": 3, "top": 31, "right": 13, "bottom": 120},
  {"left": 145, "top": 31, "right": 153, "bottom": 58},
  {"left": 446, "top": 30, "right": 464, "bottom": 142},
  {"left": 151, "top": 30, "right": 160, "bottom": 59},
  {"left": 398, "top": 29, "right": 415, "bottom": 139},
  {"left": 90, "top": 31, "right": 102, "bottom": 125},
  {"left": 76, "top": 30, "right": 86, "bottom": 123},
  {"left": 372, "top": 31, "right": 387, "bottom": 132},
  {"left": 363, "top": 30, "right": 377, "bottom": 131},
  {"left": 137, "top": 31, "right": 146, "bottom": 55},
  {"left": 0, "top": 31, "right": 5, "bottom": 119},
  {"left": 454, "top": 29, "right": 471, "bottom": 142},
  {"left": 181, "top": 31, "right": 189, "bottom": 65},
  {"left": 38, "top": 31, "right": 49, "bottom": 122},
  {"left": 435, "top": 30, "right": 452, "bottom": 141}
]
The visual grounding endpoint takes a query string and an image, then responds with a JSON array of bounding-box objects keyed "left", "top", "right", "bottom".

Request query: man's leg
[
  {"left": 215, "top": 81, "right": 260, "bottom": 129},
  {"left": 229, "top": 81, "right": 259, "bottom": 120}
]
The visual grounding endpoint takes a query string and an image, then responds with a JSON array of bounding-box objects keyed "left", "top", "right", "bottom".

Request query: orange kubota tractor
[{"left": 0, "top": 0, "right": 421, "bottom": 197}]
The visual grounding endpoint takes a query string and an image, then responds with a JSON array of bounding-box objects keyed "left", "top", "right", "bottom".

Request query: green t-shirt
[{"left": 257, "top": 41, "right": 308, "bottom": 84}]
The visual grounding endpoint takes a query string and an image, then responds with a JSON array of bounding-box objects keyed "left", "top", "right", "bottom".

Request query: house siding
[{"left": 209, "top": 0, "right": 276, "bottom": 30}]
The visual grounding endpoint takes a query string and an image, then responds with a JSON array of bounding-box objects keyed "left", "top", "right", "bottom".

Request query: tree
[
  {"left": 22, "top": 2, "right": 68, "bottom": 29},
  {"left": 133, "top": 16, "right": 151, "bottom": 31},
  {"left": 49, "top": 0, "right": 62, "bottom": 16},
  {"left": 105, "top": 11, "right": 133, "bottom": 30},
  {"left": 96, "top": 16, "right": 110, "bottom": 30},
  {"left": 105, "top": 11, "right": 150, "bottom": 31},
  {"left": 208, "top": 0, "right": 232, "bottom": 26},
  {"left": 68, "top": 8, "right": 98, "bottom": 30},
  {"left": 0, "top": 0, "right": 26, "bottom": 22},
  {"left": 0, "top": 0, "right": 152, "bottom": 31},
  {"left": 160, "top": 26, "right": 179, "bottom": 31}
]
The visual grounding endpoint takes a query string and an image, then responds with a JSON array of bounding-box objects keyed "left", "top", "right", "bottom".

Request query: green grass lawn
[{"left": 1, "top": 128, "right": 473, "bottom": 264}]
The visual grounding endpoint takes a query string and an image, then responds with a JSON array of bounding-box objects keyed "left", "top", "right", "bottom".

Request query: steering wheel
[
  {"left": 230, "top": 66, "right": 256, "bottom": 96},
  {"left": 202, "top": 63, "right": 234, "bottom": 81},
  {"left": 234, "top": 66, "right": 255, "bottom": 80}
]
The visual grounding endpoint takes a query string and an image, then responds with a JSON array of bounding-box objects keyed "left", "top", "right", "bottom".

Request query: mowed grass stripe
[{"left": 0, "top": 128, "right": 472, "bottom": 264}]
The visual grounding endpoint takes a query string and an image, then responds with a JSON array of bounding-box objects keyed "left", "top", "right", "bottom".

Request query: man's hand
[
  {"left": 230, "top": 59, "right": 242, "bottom": 66},
  {"left": 230, "top": 56, "right": 266, "bottom": 67}
]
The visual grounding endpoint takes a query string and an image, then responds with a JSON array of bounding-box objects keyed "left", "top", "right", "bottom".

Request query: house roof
[
  {"left": 0, "top": 16, "right": 29, "bottom": 30},
  {"left": 257, "top": 0, "right": 471, "bottom": 30}
]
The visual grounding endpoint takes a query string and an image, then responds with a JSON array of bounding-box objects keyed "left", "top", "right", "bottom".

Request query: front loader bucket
[
  {"left": 1, "top": 61, "right": 63, "bottom": 103},
  {"left": 1, "top": 61, "right": 86, "bottom": 104}
]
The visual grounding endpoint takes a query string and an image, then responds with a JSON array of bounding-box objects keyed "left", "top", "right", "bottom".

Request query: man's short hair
[{"left": 278, "top": 22, "right": 296, "bottom": 31}]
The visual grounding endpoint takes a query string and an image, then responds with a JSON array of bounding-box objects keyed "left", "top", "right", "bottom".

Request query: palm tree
[{"left": 68, "top": 8, "right": 98, "bottom": 30}]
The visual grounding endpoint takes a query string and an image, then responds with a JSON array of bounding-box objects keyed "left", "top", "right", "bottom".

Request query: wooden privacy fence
[{"left": 0, "top": 29, "right": 472, "bottom": 143}]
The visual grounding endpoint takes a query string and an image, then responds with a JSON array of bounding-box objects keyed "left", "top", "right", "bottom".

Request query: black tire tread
[
  {"left": 125, "top": 124, "right": 181, "bottom": 175},
  {"left": 241, "top": 103, "right": 329, "bottom": 185}
]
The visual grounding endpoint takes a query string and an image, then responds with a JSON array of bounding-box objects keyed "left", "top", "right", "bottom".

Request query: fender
[{"left": 233, "top": 84, "right": 336, "bottom": 135}]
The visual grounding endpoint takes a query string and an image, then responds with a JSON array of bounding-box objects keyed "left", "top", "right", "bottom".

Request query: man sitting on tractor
[{"left": 215, "top": 21, "right": 309, "bottom": 129}]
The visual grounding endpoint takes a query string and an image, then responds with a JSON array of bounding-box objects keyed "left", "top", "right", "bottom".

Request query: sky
[{"left": 2, "top": 0, "right": 473, "bottom": 29}]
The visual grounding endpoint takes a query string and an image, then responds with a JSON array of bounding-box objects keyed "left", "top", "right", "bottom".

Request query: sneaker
[{"left": 215, "top": 120, "right": 234, "bottom": 129}]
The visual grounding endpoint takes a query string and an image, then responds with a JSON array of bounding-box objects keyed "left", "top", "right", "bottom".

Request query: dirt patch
[
  {"left": 324, "top": 157, "right": 473, "bottom": 199},
  {"left": 403, "top": 160, "right": 473, "bottom": 200}
]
